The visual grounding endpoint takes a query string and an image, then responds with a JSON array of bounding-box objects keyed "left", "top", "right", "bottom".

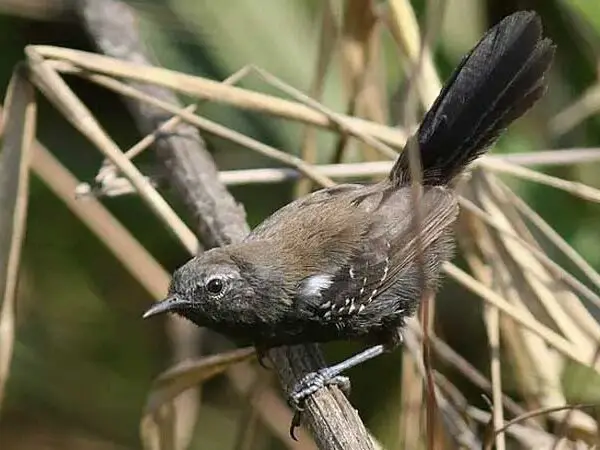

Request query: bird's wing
[{"left": 296, "top": 186, "right": 458, "bottom": 317}]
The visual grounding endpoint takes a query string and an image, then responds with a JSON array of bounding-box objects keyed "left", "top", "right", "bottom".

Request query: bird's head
[{"left": 143, "top": 247, "right": 257, "bottom": 329}]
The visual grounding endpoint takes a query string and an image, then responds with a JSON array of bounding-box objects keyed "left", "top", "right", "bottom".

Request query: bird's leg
[
  {"left": 287, "top": 329, "right": 405, "bottom": 439},
  {"left": 289, "top": 344, "right": 387, "bottom": 406},
  {"left": 287, "top": 344, "right": 387, "bottom": 439}
]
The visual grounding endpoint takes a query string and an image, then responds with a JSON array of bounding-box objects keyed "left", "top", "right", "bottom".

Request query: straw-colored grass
[{"left": 1, "top": 0, "right": 599, "bottom": 449}]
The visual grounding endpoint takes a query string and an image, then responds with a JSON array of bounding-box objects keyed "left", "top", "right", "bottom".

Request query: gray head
[{"left": 142, "top": 247, "right": 258, "bottom": 330}]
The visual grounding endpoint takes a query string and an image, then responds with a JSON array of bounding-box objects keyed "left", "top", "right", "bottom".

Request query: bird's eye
[{"left": 206, "top": 277, "right": 224, "bottom": 295}]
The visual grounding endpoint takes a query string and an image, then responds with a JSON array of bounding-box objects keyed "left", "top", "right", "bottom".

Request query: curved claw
[
  {"left": 287, "top": 370, "right": 352, "bottom": 439},
  {"left": 289, "top": 411, "right": 302, "bottom": 441}
]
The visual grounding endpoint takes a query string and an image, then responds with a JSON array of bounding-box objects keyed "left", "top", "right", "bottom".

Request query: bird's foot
[
  {"left": 290, "top": 370, "right": 351, "bottom": 408},
  {"left": 288, "top": 369, "right": 351, "bottom": 440}
]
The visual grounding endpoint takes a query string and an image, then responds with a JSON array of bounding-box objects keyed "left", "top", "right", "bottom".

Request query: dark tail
[{"left": 390, "top": 11, "right": 555, "bottom": 186}]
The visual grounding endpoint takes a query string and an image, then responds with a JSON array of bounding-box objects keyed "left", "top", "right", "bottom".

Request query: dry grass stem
[
  {"left": 335, "top": 0, "right": 385, "bottom": 164},
  {"left": 31, "top": 45, "right": 408, "bottom": 147},
  {"left": 457, "top": 194, "right": 600, "bottom": 310},
  {"left": 402, "top": 327, "right": 481, "bottom": 448},
  {"left": 484, "top": 306, "right": 506, "bottom": 450},
  {"left": 4, "top": 2, "right": 597, "bottom": 446},
  {"left": 77, "top": 149, "right": 600, "bottom": 199},
  {"left": 144, "top": 348, "right": 256, "bottom": 415},
  {"left": 503, "top": 184, "right": 600, "bottom": 322},
  {"left": 0, "top": 68, "right": 36, "bottom": 412},
  {"left": 384, "top": 0, "right": 441, "bottom": 108},
  {"left": 479, "top": 157, "right": 600, "bottom": 204},
  {"left": 421, "top": 329, "right": 531, "bottom": 420},
  {"left": 251, "top": 66, "right": 398, "bottom": 160},
  {"left": 399, "top": 348, "right": 423, "bottom": 449},
  {"left": 550, "top": 82, "right": 600, "bottom": 137},
  {"left": 468, "top": 406, "right": 582, "bottom": 449},
  {"left": 493, "top": 403, "right": 598, "bottom": 441},
  {"left": 296, "top": 0, "right": 338, "bottom": 197},
  {"left": 93, "top": 65, "right": 257, "bottom": 193},
  {"left": 64, "top": 68, "right": 337, "bottom": 188},
  {"left": 463, "top": 175, "right": 598, "bottom": 435},
  {"left": 444, "top": 263, "right": 599, "bottom": 370},
  {"left": 25, "top": 47, "right": 199, "bottom": 254}
]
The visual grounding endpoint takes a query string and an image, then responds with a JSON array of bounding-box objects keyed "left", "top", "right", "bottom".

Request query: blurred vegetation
[{"left": 0, "top": 0, "right": 600, "bottom": 449}]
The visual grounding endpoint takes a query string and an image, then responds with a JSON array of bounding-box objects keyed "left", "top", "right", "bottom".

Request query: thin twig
[
  {"left": 0, "top": 67, "right": 36, "bottom": 412},
  {"left": 63, "top": 67, "right": 336, "bottom": 188},
  {"left": 31, "top": 44, "right": 409, "bottom": 148},
  {"left": 457, "top": 195, "right": 600, "bottom": 310},
  {"left": 479, "top": 157, "right": 600, "bottom": 204},
  {"left": 25, "top": 47, "right": 199, "bottom": 254},
  {"left": 551, "top": 343, "right": 600, "bottom": 449},
  {"left": 494, "top": 403, "right": 599, "bottom": 441},
  {"left": 96, "top": 65, "right": 257, "bottom": 187},
  {"left": 444, "top": 263, "right": 598, "bottom": 370},
  {"left": 251, "top": 66, "right": 398, "bottom": 160},
  {"left": 296, "top": 0, "right": 338, "bottom": 197},
  {"left": 81, "top": 149, "right": 600, "bottom": 198}
]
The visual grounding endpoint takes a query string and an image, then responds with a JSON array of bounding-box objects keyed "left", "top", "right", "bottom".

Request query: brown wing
[
  {"left": 248, "top": 184, "right": 372, "bottom": 281},
  {"left": 296, "top": 185, "right": 459, "bottom": 319}
]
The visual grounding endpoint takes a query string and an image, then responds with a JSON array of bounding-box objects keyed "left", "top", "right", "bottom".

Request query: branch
[
  {"left": 75, "top": 0, "right": 374, "bottom": 448},
  {"left": 77, "top": 0, "right": 247, "bottom": 248}
]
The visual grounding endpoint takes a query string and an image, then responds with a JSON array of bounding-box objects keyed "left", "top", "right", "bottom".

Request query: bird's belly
[{"left": 213, "top": 310, "right": 409, "bottom": 348}]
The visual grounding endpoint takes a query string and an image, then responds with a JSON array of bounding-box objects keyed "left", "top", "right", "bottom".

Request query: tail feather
[{"left": 390, "top": 11, "right": 555, "bottom": 186}]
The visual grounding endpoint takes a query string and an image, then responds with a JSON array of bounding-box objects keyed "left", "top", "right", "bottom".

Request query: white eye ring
[{"left": 206, "top": 276, "right": 226, "bottom": 297}]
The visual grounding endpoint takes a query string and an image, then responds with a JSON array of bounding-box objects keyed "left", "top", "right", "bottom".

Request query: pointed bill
[{"left": 143, "top": 295, "right": 189, "bottom": 319}]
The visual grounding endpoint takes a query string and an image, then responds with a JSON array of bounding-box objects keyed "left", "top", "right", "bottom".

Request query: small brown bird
[{"left": 144, "top": 10, "right": 554, "bottom": 437}]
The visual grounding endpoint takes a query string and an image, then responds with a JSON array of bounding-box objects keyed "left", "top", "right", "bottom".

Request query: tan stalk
[
  {"left": 296, "top": 0, "right": 339, "bottom": 197},
  {"left": 25, "top": 47, "right": 199, "bottom": 254},
  {"left": 0, "top": 68, "right": 36, "bottom": 412},
  {"left": 31, "top": 45, "right": 408, "bottom": 147}
]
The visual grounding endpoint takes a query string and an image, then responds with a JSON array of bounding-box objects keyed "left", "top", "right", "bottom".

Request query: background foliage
[{"left": 0, "top": 0, "right": 599, "bottom": 448}]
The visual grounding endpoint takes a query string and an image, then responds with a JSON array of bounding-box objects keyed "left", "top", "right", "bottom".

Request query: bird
[{"left": 143, "top": 10, "right": 555, "bottom": 438}]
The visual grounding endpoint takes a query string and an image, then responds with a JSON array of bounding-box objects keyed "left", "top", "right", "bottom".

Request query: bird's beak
[{"left": 143, "top": 296, "right": 189, "bottom": 319}]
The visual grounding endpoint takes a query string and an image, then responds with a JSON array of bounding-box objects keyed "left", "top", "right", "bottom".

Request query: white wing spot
[
  {"left": 349, "top": 267, "right": 356, "bottom": 279},
  {"left": 320, "top": 301, "right": 331, "bottom": 310},
  {"left": 380, "top": 257, "right": 390, "bottom": 283},
  {"left": 359, "top": 276, "right": 367, "bottom": 296},
  {"left": 358, "top": 304, "right": 366, "bottom": 313},
  {"left": 367, "top": 289, "right": 378, "bottom": 303},
  {"left": 302, "top": 274, "right": 333, "bottom": 298}
]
